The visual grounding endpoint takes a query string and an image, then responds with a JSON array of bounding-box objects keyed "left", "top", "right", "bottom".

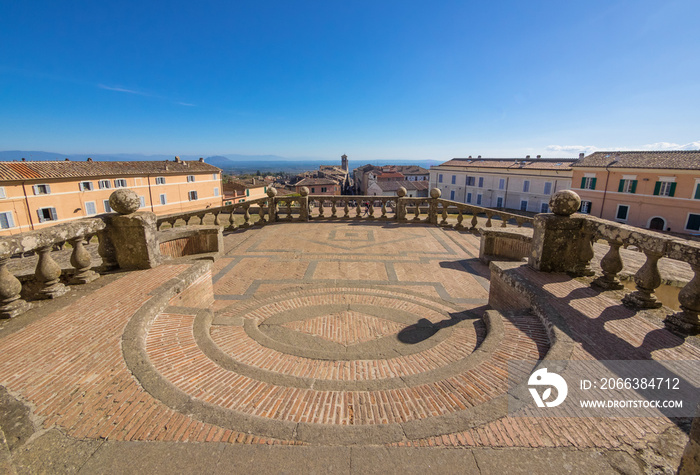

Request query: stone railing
[
  {"left": 435, "top": 198, "right": 533, "bottom": 229},
  {"left": 0, "top": 217, "right": 111, "bottom": 318},
  {"left": 308, "top": 195, "right": 397, "bottom": 220},
  {"left": 530, "top": 190, "right": 699, "bottom": 336},
  {"left": 156, "top": 196, "right": 274, "bottom": 231}
]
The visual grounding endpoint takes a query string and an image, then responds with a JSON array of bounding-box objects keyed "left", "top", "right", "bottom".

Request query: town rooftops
[
  {"left": 571, "top": 151, "right": 700, "bottom": 169},
  {"left": 0, "top": 158, "right": 221, "bottom": 182},
  {"left": 395, "top": 165, "right": 429, "bottom": 175},
  {"left": 436, "top": 157, "right": 576, "bottom": 170},
  {"left": 295, "top": 177, "right": 338, "bottom": 186},
  {"left": 374, "top": 180, "right": 430, "bottom": 192},
  {"left": 376, "top": 171, "right": 405, "bottom": 179}
]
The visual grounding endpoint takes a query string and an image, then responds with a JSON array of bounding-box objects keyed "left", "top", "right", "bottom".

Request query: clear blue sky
[{"left": 1, "top": 0, "right": 698, "bottom": 160}]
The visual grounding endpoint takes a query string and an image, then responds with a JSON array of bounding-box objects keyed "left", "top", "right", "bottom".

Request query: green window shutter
[
  {"left": 669, "top": 182, "right": 677, "bottom": 197},
  {"left": 653, "top": 182, "right": 661, "bottom": 195},
  {"left": 694, "top": 185, "right": 700, "bottom": 199},
  {"left": 630, "top": 180, "right": 637, "bottom": 193},
  {"left": 618, "top": 180, "right": 624, "bottom": 192},
  {"left": 591, "top": 178, "right": 596, "bottom": 190},
  {"left": 580, "top": 177, "right": 586, "bottom": 188}
]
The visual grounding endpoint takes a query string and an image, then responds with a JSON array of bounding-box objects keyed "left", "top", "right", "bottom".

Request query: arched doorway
[{"left": 649, "top": 217, "right": 665, "bottom": 231}]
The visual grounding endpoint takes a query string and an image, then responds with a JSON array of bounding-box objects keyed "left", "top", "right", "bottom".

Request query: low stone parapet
[
  {"left": 158, "top": 226, "right": 223, "bottom": 260},
  {"left": 479, "top": 228, "right": 533, "bottom": 264}
]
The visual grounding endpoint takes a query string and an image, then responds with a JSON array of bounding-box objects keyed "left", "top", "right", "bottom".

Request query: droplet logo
[{"left": 528, "top": 368, "right": 568, "bottom": 408}]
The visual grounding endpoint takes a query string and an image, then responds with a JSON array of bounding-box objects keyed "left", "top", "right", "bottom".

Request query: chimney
[
  {"left": 175, "top": 156, "right": 181, "bottom": 163},
  {"left": 525, "top": 155, "right": 530, "bottom": 159},
  {"left": 21, "top": 158, "right": 26, "bottom": 161},
  {"left": 65, "top": 158, "right": 70, "bottom": 161},
  {"left": 536, "top": 155, "right": 541, "bottom": 159},
  {"left": 477, "top": 155, "right": 481, "bottom": 159},
  {"left": 468, "top": 155, "right": 472, "bottom": 159},
  {"left": 87, "top": 157, "right": 93, "bottom": 162},
  {"left": 199, "top": 157, "right": 204, "bottom": 162},
  {"left": 579, "top": 152, "right": 585, "bottom": 159}
]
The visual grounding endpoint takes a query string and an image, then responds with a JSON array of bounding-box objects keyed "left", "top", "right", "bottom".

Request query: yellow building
[{"left": 0, "top": 157, "right": 222, "bottom": 236}]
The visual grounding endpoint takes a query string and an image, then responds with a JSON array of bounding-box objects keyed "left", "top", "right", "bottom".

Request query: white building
[{"left": 429, "top": 156, "right": 576, "bottom": 213}]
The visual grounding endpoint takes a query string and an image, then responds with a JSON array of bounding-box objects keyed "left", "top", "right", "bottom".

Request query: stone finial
[
  {"left": 430, "top": 188, "right": 441, "bottom": 199},
  {"left": 109, "top": 189, "right": 141, "bottom": 215},
  {"left": 549, "top": 190, "right": 581, "bottom": 216},
  {"left": 299, "top": 187, "right": 309, "bottom": 197},
  {"left": 267, "top": 187, "right": 278, "bottom": 198},
  {"left": 396, "top": 187, "right": 407, "bottom": 198}
]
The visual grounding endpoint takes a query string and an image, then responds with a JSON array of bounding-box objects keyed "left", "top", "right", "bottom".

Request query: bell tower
[{"left": 341, "top": 154, "right": 348, "bottom": 172}]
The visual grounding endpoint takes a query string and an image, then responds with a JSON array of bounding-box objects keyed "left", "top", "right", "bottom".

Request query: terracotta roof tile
[
  {"left": 0, "top": 160, "right": 221, "bottom": 182},
  {"left": 436, "top": 158, "right": 576, "bottom": 170},
  {"left": 572, "top": 151, "right": 700, "bottom": 169}
]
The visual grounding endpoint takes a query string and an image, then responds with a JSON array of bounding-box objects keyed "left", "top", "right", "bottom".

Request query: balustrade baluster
[
  {"left": 34, "top": 247, "right": 68, "bottom": 299},
  {"left": 623, "top": 250, "right": 663, "bottom": 309},
  {"left": 471, "top": 213, "right": 478, "bottom": 229},
  {"left": 318, "top": 200, "right": 325, "bottom": 218},
  {"left": 69, "top": 236, "right": 99, "bottom": 284},
  {"left": 331, "top": 199, "right": 337, "bottom": 218},
  {"left": 344, "top": 201, "right": 350, "bottom": 218},
  {"left": 664, "top": 264, "right": 700, "bottom": 335},
  {"left": 485, "top": 212, "right": 493, "bottom": 228},
  {"left": 440, "top": 205, "right": 448, "bottom": 225},
  {"left": 197, "top": 214, "right": 206, "bottom": 225},
  {"left": 0, "top": 257, "right": 30, "bottom": 318},
  {"left": 258, "top": 202, "right": 265, "bottom": 224},
  {"left": 592, "top": 241, "right": 624, "bottom": 289},
  {"left": 500, "top": 214, "right": 507, "bottom": 228},
  {"left": 516, "top": 217, "right": 524, "bottom": 228},
  {"left": 413, "top": 201, "right": 421, "bottom": 221},
  {"left": 368, "top": 201, "right": 374, "bottom": 219},
  {"left": 455, "top": 209, "right": 464, "bottom": 230},
  {"left": 355, "top": 201, "right": 362, "bottom": 219},
  {"left": 381, "top": 200, "right": 387, "bottom": 219},
  {"left": 215, "top": 212, "right": 223, "bottom": 226},
  {"left": 243, "top": 205, "right": 251, "bottom": 227}
]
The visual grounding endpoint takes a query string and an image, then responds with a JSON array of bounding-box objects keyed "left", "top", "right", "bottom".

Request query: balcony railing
[
  {"left": 1, "top": 186, "right": 697, "bottom": 336},
  {"left": 0, "top": 217, "right": 112, "bottom": 318}
]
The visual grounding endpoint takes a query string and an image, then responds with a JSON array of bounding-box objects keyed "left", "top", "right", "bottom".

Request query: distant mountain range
[{"left": 0, "top": 151, "right": 441, "bottom": 174}]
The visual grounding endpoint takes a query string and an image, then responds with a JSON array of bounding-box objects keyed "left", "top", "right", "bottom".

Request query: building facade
[
  {"left": 294, "top": 178, "right": 341, "bottom": 195},
  {"left": 571, "top": 151, "right": 700, "bottom": 234},
  {"left": 0, "top": 158, "right": 222, "bottom": 236},
  {"left": 429, "top": 157, "right": 575, "bottom": 212}
]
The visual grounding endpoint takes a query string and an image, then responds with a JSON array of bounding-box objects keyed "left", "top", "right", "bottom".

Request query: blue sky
[{"left": 1, "top": 0, "right": 699, "bottom": 161}]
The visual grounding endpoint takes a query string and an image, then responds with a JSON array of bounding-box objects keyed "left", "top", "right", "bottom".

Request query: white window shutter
[
  {"left": 33, "top": 185, "right": 39, "bottom": 195},
  {"left": 50, "top": 208, "right": 57, "bottom": 221},
  {"left": 6, "top": 213, "right": 14, "bottom": 228},
  {"left": 37, "top": 210, "right": 45, "bottom": 222},
  {"left": 46, "top": 185, "right": 51, "bottom": 194}
]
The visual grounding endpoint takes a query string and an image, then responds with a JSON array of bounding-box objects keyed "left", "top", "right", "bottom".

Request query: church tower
[{"left": 341, "top": 154, "right": 348, "bottom": 172}]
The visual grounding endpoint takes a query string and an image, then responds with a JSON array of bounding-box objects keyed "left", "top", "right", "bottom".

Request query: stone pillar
[
  {"left": 267, "top": 187, "right": 278, "bottom": 223},
  {"left": 664, "top": 263, "right": 700, "bottom": 335},
  {"left": 428, "top": 188, "right": 441, "bottom": 225},
  {"left": 34, "top": 247, "right": 68, "bottom": 299},
  {"left": 69, "top": 236, "right": 99, "bottom": 284},
  {"left": 396, "top": 187, "right": 407, "bottom": 221},
  {"left": 97, "top": 227, "right": 119, "bottom": 270},
  {"left": 0, "top": 257, "right": 30, "bottom": 318},
  {"left": 107, "top": 189, "right": 162, "bottom": 270},
  {"left": 528, "top": 190, "right": 587, "bottom": 273},
  {"left": 299, "top": 187, "right": 310, "bottom": 222}
]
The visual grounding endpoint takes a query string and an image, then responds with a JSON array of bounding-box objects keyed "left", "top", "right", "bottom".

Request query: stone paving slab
[{"left": 0, "top": 221, "right": 696, "bottom": 473}]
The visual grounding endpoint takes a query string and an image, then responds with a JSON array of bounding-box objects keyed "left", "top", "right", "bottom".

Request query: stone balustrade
[
  {"left": 0, "top": 217, "right": 109, "bottom": 318},
  {"left": 156, "top": 196, "right": 274, "bottom": 231},
  {"left": 530, "top": 189, "right": 700, "bottom": 336},
  {"left": 435, "top": 198, "right": 533, "bottom": 229}
]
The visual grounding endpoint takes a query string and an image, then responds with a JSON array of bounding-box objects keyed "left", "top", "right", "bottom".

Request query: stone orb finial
[
  {"left": 549, "top": 189, "right": 581, "bottom": 216},
  {"left": 299, "top": 186, "right": 309, "bottom": 197},
  {"left": 430, "top": 188, "right": 441, "bottom": 199},
  {"left": 109, "top": 189, "right": 141, "bottom": 215},
  {"left": 396, "top": 187, "right": 407, "bottom": 197},
  {"left": 267, "top": 187, "right": 278, "bottom": 198}
]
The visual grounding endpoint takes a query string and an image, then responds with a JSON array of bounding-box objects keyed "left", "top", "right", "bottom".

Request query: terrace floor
[{"left": 0, "top": 221, "right": 697, "bottom": 474}]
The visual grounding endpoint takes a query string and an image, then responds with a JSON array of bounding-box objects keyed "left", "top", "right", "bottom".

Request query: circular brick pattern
[{"left": 139, "top": 286, "right": 550, "bottom": 444}]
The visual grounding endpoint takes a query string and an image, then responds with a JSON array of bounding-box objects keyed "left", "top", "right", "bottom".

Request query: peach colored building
[
  {"left": 571, "top": 151, "right": 700, "bottom": 234},
  {"left": 0, "top": 157, "right": 222, "bottom": 236},
  {"left": 294, "top": 178, "right": 340, "bottom": 195}
]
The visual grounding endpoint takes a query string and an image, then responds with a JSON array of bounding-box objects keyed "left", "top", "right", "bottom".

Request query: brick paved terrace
[{"left": 0, "top": 211, "right": 699, "bottom": 473}]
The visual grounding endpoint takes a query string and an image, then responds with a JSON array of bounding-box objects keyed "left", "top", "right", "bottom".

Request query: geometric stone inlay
[{"left": 282, "top": 310, "right": 404, "bottom": 346}]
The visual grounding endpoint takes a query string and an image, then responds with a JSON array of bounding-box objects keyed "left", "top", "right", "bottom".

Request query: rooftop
[
  {"left": 572, "top": 151, "right": 700, "bottom": 169},
  {"left": 0, "top": 158, "right": 221, "bottom": 181},
  {"left": 436, "top": 158, "right": 576, "bottom": 170}
]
